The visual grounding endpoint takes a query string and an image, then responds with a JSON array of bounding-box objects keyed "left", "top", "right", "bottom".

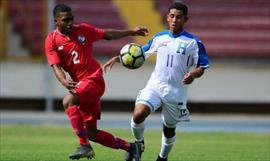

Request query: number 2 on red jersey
[{"left": 71, "top": 50, "right": 80, "bottom": 64}]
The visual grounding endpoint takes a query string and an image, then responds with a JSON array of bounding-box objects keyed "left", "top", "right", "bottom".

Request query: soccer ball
[{"left": 119, "top": 43, "right": 145, "bottom": 69}]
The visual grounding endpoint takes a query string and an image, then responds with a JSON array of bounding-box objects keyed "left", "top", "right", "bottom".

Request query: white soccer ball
[{"left": 119, "top": 43, "right": 145, "bottom": 69}]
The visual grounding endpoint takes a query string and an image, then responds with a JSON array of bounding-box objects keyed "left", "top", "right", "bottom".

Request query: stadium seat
[
  {"left": 93, "top": 37, "right": 132, "bottom": 56},
  {"left": 154, "top": 0, "right": 270, "bottom": 59},
  {"left": 9, "top": 0, "right": 46, "bottom": 56}
]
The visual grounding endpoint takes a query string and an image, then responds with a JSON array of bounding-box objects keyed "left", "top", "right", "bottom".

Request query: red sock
[
  {"left": 93, "top": 130, "right": 130, "bottom": 151},
  {"left": 65, "top": 105, "right": 89, "bottom": 145}
]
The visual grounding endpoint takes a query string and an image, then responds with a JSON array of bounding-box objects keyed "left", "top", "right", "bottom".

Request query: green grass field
[{"left": 0, "top": 125, "right": 269, "bottom": 161}]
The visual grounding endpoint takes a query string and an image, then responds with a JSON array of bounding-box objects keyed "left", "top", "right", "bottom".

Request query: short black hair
[
  {"left": 53, "top": 4, "right": 72, "bottom": 17},
  {"left": 168, "top": 2, "right": 188, "bottom": 16}
]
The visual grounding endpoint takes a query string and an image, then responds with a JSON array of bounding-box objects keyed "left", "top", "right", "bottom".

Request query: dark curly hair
[
  {"left": 168, "top": 2, "right": 188, "bottom": 16},
  {"left": 53, "top": 4, "right": 72, "bottom": 17}
]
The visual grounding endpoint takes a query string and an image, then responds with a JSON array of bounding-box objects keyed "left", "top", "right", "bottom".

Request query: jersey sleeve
[
  {"left": 188, "top": 39, "right": 209, "bottom": 69},
  {"left": 142, "top": 36, "right": 158, "bottom": 59},
  {"left": 196, "top": 40, "right": 209, "bottom": 68},
  {"left": 44, "top": 33, "right": 61, "bottom": 65},
  {"left": 81, "top": 23, "right": 105, "bottom": 42}
]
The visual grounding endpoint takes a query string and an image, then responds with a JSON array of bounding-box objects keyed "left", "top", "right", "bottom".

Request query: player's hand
[
  {"left": 102, "top": 56, "right": 119, "bottom": 73},
  {"left": 61, "top": 78, "right": 77, "bottom": 92},
  {"left": 182, "top": 72, "right": 194, "bottom": 84},
  {"left": 133, "top": 26, "right": 149, "bottom": 37}
]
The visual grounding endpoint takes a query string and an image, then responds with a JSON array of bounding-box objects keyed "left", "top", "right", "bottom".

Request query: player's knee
[
  {"left": 133, "top": 104, "right": 150, "bottom": 123},
  {"left": 62, "top": 93, "right": 80, "bottom": 109},
  {"left": 163, "top": 125, "right": 175, "bottom": 138},
  {"left": 62, "top": 97, "right": 69, "bottom": 109},
  {"left": 164, "top": 131, "right": 175, "bottom": 138},
  {"left": 62, "top": 95, "right": 73, "bottom": 109}
]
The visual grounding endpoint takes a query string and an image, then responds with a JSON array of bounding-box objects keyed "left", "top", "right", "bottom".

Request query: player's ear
[{"left": 166, "top": 13, "right": 170, "bottom": 22}]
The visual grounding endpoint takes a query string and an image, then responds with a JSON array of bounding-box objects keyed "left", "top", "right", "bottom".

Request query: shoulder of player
[
  {"left": 153, "top": 30, "right": 170, "bottom": 38},
  {"left": 148, "top": 30, "right": 171, "bottom": 44},
  {"left": 75, "top": 23, "right": 96, "bottom": 30},
  {"left": 181, "top": 30, "right": 202, "bottom": 43},
  {"left": 45, "top": 30, "right": 58, "bottom": 42}
]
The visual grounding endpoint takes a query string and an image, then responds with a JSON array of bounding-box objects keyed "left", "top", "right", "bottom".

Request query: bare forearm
[
  {"left": 51, "top": 64, "right": 77, "bottom": 91},
  {"left": 103, "top": 29, "right": 135, "bottom": 40},
  {"left": 190, "top": 67, "right": 204, "bottom": 79},
  {"left": 103, "top": 26, "right": 148, "bottom": 40},
  {"left": 102, "top": 56, "right": 120, "bottom": 73},
  {"left": 183, "top": 67, "right": 205, "bottom": 84},
  {"left": 52, "top": 64, "right": 66, "bottom": 84}
]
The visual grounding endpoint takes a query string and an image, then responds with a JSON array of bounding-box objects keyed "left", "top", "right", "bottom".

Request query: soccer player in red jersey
[{"left": 44, "top": 4, "right": 148, "bottom": 161}]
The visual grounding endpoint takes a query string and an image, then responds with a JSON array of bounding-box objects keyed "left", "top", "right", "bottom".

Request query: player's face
[
  {"left": 167, "top": 9, "right": 188, "bottom": 35},
  {"left": 55, "top": 11, "right": 74, "bottom": 35}
]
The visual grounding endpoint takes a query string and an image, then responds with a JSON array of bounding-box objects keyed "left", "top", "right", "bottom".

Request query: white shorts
[{"left": 136, "top": 88, "right": 191, "bottom": 128}]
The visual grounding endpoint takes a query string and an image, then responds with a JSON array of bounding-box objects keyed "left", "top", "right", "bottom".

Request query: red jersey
[{"left": 45, "top": 23, "right": 105, "bottom": 81}]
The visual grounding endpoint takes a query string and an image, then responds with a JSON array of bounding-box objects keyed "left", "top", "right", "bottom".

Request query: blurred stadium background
[{"left": 0, "top": 0, "right": 269, "bottom": 114}]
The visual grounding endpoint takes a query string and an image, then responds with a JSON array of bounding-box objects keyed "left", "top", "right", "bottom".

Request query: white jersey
[{"left": 142, "top": 30, "right": 209, "bottom": 104}]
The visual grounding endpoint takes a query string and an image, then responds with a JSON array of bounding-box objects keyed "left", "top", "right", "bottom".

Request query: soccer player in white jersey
[{"left": 103, "top": 2, "right": 209, "bottom": 161}]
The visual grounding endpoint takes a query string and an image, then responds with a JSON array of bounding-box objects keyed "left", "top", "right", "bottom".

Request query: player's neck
[
  {"left": 56, "top": 28, "right": 69, "bottom": 36},
  {"left": 170, "top": 29, "right": 184, "bottom": 35}
]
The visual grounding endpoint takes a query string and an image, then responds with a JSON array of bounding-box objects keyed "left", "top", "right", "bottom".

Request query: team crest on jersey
[
  {"left": 77, "top": 35, "right": 85, "bottom": 45},
  {"left": 176, "top": 43, "right": 187, "bottom": 55}
]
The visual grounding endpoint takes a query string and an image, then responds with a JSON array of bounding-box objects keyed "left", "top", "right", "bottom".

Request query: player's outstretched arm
[
  {"left": 102, "top": 56, "right": 120, "bottom": 73},
  {"left": 103, "top": 26, "right": 149, "bottom": 40}
]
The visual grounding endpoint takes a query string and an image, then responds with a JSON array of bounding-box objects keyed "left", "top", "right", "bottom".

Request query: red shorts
[{"left": 75, "top": 75, "right": 105, "bottom": 127}]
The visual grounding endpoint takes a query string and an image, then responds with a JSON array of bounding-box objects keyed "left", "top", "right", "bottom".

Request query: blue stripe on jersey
[
  {"left": 142, "top": 39, "right": 153, "bottom": 52},
  {"left": 181, "top": 31, "right": 209, "bottom": 68},
  {"left": 197, "top": 41, "right": 209, "bottom": 68}
]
